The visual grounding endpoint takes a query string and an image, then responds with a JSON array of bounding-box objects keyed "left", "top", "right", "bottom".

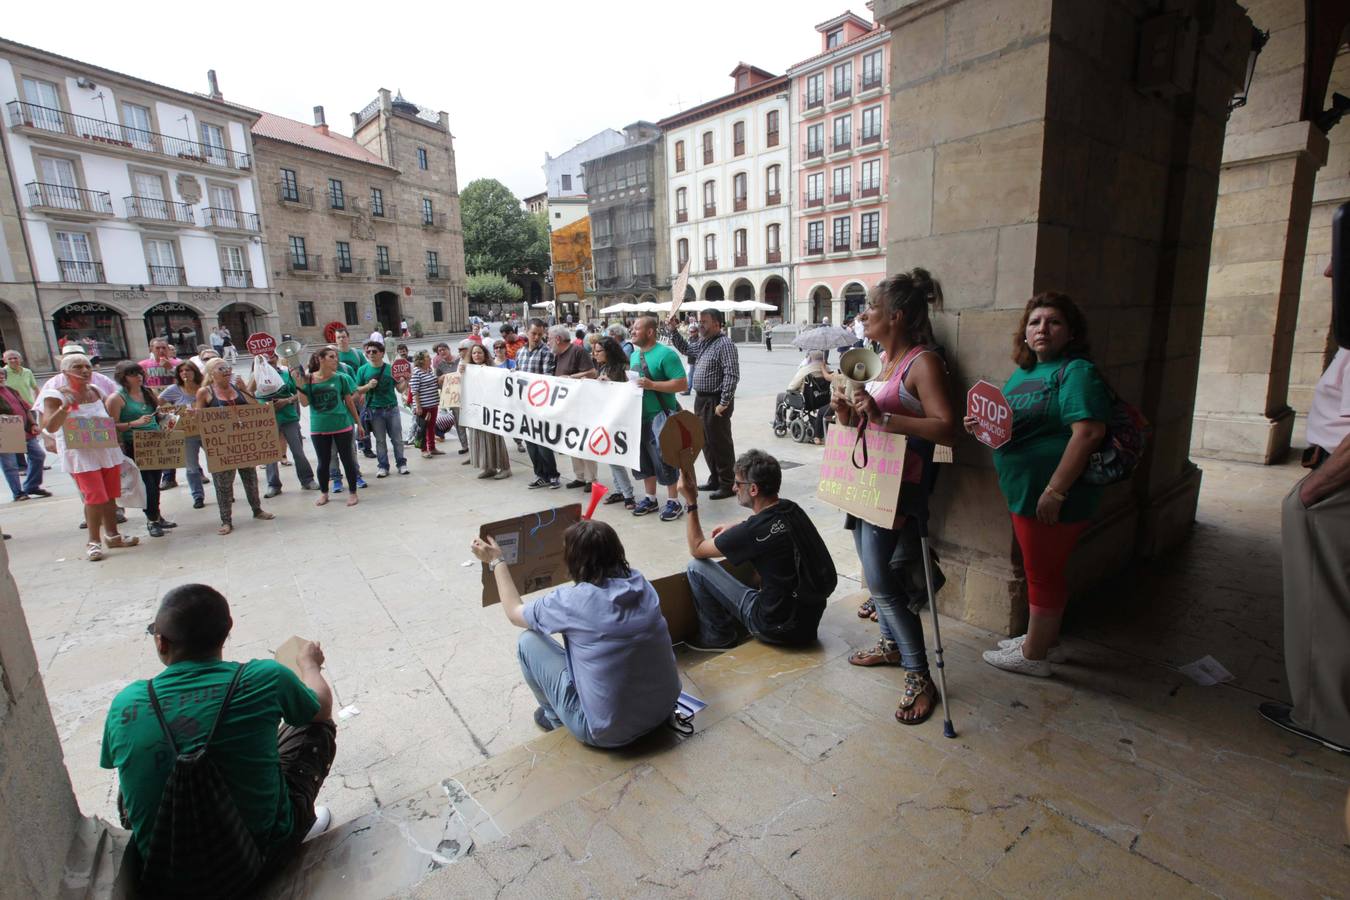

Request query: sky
[{"left": 3, "top": 0, "right": 863, "bottom": 199}]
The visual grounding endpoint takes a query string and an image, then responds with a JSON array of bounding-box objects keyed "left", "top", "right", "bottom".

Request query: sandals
[
  {"left": 86, "top": 542, "right": 104, "bottom": 562},
  {"left": 253, "top": 510, "right": 275, "bottom": 521},
  {"left": 895, "top": 671, "right": 936, "bottom": 726},
  {"left": 345, "top": 494, "right": 358, "bottom": 507},
  {"left": 218, "top": 523, "right": 233, "bottom": 535},
  {"left": 848, "top": 639, "right": 901, "bottom": 667},
  {"left": 104, "top": 533, "right": 139, "bottom": 548},
  {"left": 857, "top": 598, "right": 879, "bottom": 622}
]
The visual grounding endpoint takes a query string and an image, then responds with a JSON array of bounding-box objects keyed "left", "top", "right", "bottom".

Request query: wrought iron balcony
[
  {"left": 804, "top": 143, "right": 824, "bottom": 161},
  {"left": 860, "top": 128, "right": 882, "bottom": 146},
  {"left": 804, "top": 242, "right": 824, "bottom": 257},
  {"left": 58, "top": 259, "right": 105, "bottom": 282},
  {"left": 277, "top": 183, "right": 314, "bottom": 208},
  {"left": 858, "top": 236, "right": 879, "bottom": 250},
  {"left": 125, "top": 196, "right": 194, "bottom": 225},
  {"left": 336, "top": 258, "right": 367, "bottom": 276},
  {"left": 426, "top": 265, "right": 445, "bottom": 280},
  {"left": 329, "top": 196, "right": 363, "bottom": 217},
  {"left": 221, "top": 267, "right": 253, "bottom": 288},
  {"left": 26, "top": 182, "right": 113, "bottom": 216},
  {"left": 832, "top": 239, "right": 852, "bottom": 253},
  {"left": 765, "top": 190, "right": 781, "bottom": 206},
  {"left": 832, "top": 134, "right": 852, "bottom": 153},
  {"left": 833, "top": 190, "right": 852, "bottom": 203},
  {"left": 6, "top": 100, "right": 251, "bottom": 170},
  {"left": 859, "top": 184, "right": 881, "bottom": 199},
  {"left": 806, "top": 195, "right": 824, "bottom": 208},
  {"left": 284, "top": 254, "right": 323, "bottom": 274},
  {"left": 375, "top": 259, "right": 403, "bottom": 279},
  {"left": 831, "top": 81, "right": 852, "bottom": 102},
  {"left": 203, "top": 208, "right": 260, "bottom": 232},
  {"left": 148, "top": 265, "right": 186, "bottom": 286},
  {"left": 859, "top": 72, "right": 883, "bottom": 93},
  {"left": 371, "top": 203, "right": 397, "bottom": 221},
  {"left": 802, "top": 92, "right": 824, "bottom": 111}
]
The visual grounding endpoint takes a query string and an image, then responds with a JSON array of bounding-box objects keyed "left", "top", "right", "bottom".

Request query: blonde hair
[{"left": 205, "top": 358, "right": 231, "bottom": 377}]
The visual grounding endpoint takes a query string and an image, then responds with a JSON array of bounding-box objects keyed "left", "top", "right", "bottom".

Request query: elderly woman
[
  {"left": 464, "top": 343, "right": 511, "bottom": 479},
  {"left": 967, "top": 292, "right": 1110, "bottom": 677},
  {"left": 38, "top": 353, "right": 139, "bottom": 560},
  {"left": 409, "top": 350, "right": 442, "bottom": 458},
  {"left": 107, "top": 361, "right": 175, "bottom": 537},
  {"left": 195, "top": 358, "right": 275, "bottom": 533}
]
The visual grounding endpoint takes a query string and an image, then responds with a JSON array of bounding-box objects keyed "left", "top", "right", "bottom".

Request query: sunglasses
[{"left": 365, "top": 348, "right": 384, "bottom": 355}]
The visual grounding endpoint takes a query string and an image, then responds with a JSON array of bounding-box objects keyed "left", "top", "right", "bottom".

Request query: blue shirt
[{"left": 523, "top": 571, "right": 680, "bottom": 746}]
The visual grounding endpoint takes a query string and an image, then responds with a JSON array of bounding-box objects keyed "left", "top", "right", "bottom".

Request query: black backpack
[
  {"left": 140, "top": 664, "right": 263, "bottom": 900},
  {"left": 781, "top": 502, "right": 837, "bottom": 601}
]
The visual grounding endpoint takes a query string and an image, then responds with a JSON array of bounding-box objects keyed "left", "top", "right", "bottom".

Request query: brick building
[{"left": 252, "top": 89, "right": 466, "bottom": 341}]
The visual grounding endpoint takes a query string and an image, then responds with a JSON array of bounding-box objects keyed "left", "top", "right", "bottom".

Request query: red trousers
[
  {"left": 1011, "top": 513, "right": 1089, "bottom": 613},
  {"left": 419, "top": 409, "right": 438, "bottom": 452}
]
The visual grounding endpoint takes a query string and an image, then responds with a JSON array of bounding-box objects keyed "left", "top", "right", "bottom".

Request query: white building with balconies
[{"left": 0, "top": 38, "right": 279, "bottom": 367}]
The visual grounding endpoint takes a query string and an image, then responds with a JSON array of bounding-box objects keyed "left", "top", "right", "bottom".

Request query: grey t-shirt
[{"left": 523, "top": 571, "right": 680, "bottom": 746}]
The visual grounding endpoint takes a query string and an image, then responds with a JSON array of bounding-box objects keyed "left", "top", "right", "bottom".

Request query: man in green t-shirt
[
  {"left": 100, "top": 584, "right": 337, "bottom": 885},
  {"left": 629, "top": 313, "right": 688, "bottom": 522},
  {"left": 355, "top": 341, "right": 409, "bottom": 477},
  {"left": 333, "top": 329, "right": 374, "bottom": 460},
  {"left": 256, "top": 358, "right": 320, "bottom": 497}
]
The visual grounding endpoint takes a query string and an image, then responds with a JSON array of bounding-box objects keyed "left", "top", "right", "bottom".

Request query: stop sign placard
[
  {"left": 967, "top": 380, "right": 1012, "bottom": 449},
  {"left": 390, "top": 358, "right": 412, "bottom": 381},
  {"left": 245, "top": 332, "right": 277, "bottom": 356}
]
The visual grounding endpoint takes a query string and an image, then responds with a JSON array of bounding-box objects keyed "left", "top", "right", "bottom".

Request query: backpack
[
  {"left": 139, "top": 664, "right": 263, "bottom": 900},
  {"left": 1056, "top": 361, "right": 1150, "bottom": 486},
  {"left": 781, "top": 502, "right": 837, "bottom": 601}
]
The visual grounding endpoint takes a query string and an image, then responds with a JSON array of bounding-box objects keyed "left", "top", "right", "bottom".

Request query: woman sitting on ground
[{"left": 470, "top": 519, "right": 680, "bottom": 747}]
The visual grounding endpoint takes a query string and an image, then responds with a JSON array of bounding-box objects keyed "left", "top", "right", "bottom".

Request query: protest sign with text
[
  {"left": 967, "top": 380, "right": 1012, "bottom": 449},
  {"left": 460, "top": 365, "right": 642, "bottom": 468},
  {"left": 64, "top": 415, "right": 117, "bottom": 451},
  {"left": 0, "top": 415, "right": 26, "bottom": 453},
  {"left": 439, "top": 371, "right": 461, "bottom": 409},
  {"left": 132, "top": 429, "right": 187, "bottom": 470},
  {"left": 198, "top": 403, "right": 284, "bottom": 473},
  {"left": 815, "top": 423, "right": 907, "bottom": 528}
]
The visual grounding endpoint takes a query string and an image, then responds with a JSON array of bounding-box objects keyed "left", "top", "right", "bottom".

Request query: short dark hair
[
  {"left": 563, "top": 520, "right": 631, "bottom": 586},
  {"left": 500, "top": 324, "right": 516, "bottom": 335},
  {"left": 699, "top": 309, "right": 725, "bottom": 327},
  {"left": 734, "top": 449, "right": 781, "bottom": 497},
  {"left": 364, "top": 340, "right": 385, "bottom": 352},
  {"left": 528, "top": 317, "right": 548, "bottom": 331},
  {"left": 1012, "top": 292, "right": 1091, "bottom": 369},
  {"left": 433, "top": 342, "right": 450, "bottom": 353},
  {"left": 396, "top": 343, "right": 409, "bottom": 353},
  {"left": 154, "top": 584, "right": 232, "bottom": 658}
]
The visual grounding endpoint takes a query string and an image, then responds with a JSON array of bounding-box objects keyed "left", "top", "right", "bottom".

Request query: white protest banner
[{"left": 460, "top": 365, "right": 642, "bottom": 468}]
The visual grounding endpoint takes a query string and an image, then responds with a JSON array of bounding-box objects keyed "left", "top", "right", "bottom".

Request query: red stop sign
[
  {"left": 245, "top": 332, "right": 277, "bottom": 356},
  {"left": 967, "top": 380, "right": 1012, "bottom": 449},
  {"left": 391, "top": 358, "right": 412, "bottom": 381}
]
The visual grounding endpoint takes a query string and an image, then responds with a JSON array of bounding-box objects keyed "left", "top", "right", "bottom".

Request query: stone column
[{"left": 873, "top": 0, "right": 1251, "bottom": 633}]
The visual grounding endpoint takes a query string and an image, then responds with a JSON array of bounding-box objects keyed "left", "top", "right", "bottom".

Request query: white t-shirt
[{"left": 1306, "top": 347, "right": 1350, "bottom": 452}]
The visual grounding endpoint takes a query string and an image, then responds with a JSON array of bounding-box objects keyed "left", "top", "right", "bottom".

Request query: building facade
[
  {"left": 0, "top": 40, "right": 279, "bottom": 368},
  {"left": 659, "top": 64, "right": 792, "bottom": 320},
  {"left": 253, "top": 90, "right": 467, "bottom": 341},
  {"left": 522, "top": 191, "right": 546, "bottom": 215},
  {"left": 582, "top": 122, "right": 670, "bottom": 310},
  {"left": 788, "top": 11, "right": 890, "bottom": 324},
  {"left": 544, "top": 128, "right": 625, "bottom": 199},
  {"left": 550, "top": 212, "right": 593, "bottom": 320}
]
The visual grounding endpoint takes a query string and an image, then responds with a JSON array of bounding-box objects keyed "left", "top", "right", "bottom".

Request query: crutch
[{"left": 919, "top": 520, "right": 956, "bottom": 738}]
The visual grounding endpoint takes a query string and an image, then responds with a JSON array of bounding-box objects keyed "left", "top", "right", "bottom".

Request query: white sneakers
[
  {"left": 303, "top": 805, "right": 332, "bottom": 843},
  {"left": 997, "top": 634, "right": 1068, "bottom": 663},
  {"left": 981, "top": 643, "right": 1052, "bottom": 678}
]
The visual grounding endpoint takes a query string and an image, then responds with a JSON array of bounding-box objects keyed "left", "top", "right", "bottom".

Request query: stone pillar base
[
  {"left": 928, "top": 546, "right": 1025, "bottom": 637},
  {"left": 1191, "top": 408, "right": 1295, "bottom": 464},
  {"left": 1136, "top": 463, "right": 1205, "bottom": 559}
]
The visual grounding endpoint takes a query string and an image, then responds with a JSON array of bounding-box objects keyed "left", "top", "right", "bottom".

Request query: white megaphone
[
  {"left": 275, "top": 339, "right": 304, "bottom": 371},
  {"left": 838, "top": 347, "right": 882, "bottom": 401}
]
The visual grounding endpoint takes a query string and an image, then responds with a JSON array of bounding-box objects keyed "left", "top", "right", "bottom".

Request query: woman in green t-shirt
[
  {"left": 965, "top": 293, "right": 1109, "bottom": 678},
  {"left": 108, "top": 360, "right": 175, "bottom": 537},
  {"left": 293, "top": 347, "right": 364, "bottom": 508}
]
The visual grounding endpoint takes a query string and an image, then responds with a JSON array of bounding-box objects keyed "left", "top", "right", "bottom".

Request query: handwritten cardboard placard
[
  {"left": 63, "top": 415, "right": 117, "bottom": 451},
  {"left": 439, "top": 372, "right": 461, "bottom": 409},
  {"left": 170, "top": 406, "right": 201, "bottom": 438},
  {"left": 815, "top": 423, "right": 906, "bottom": 528},
  {"left": 198, "top": 403, "right": 284, "bottom": 474},
  {"left": 132, "top": 429, "right": 186, "bottom": 470},
  {"left": 0, "top": 415, "right": 27, "bottom": 453},
  {"left": 478, "top": 503, "right": 582, "bottom": 607}
]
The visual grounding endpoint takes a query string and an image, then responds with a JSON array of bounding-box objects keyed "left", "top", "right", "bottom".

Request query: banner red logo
[
  {"left": 588, "top": 427, "right": 611, "bottom": 456},
  {"left": 527, "top": 380, "right": 550, "bottom": 407}
]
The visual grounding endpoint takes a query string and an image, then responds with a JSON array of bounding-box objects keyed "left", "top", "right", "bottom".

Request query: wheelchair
[{"left": 773, "top": 376, "right": 832, "bottom": 444}]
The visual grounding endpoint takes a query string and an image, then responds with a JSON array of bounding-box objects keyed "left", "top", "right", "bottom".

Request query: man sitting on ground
[
  {"left": 680, "top": 449, "right": 837, "bottom": 649},
  {"left": 100, "top": 584, "right": 337, "bottom": 888},
  {"left": 471, "top": 520, "right": 680, "bottom": 747}
]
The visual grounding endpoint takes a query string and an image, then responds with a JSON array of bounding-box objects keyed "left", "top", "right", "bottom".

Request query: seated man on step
[
  {"left": 100, "top": 584, "right": 337, "bottom": 889},
  {"left": 680, "top": 449, "right": 837, "bottom": 650}
]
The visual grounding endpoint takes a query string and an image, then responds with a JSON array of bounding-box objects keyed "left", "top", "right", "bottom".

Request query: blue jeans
[
  {"left": 516, "top": 631, "right": 598, "bottom": 746},
  {"left": 1, "top": 454, "right": 24, "bottom": 499},
  {"left": 266, "top": 420, "right": 317, "bottom": 490},
  {"left": 367, "top": 407, "right": 406, "bottom": 470},
  {"left": 608, "top": 463, "right": 634, "bottom": 499},
  {"left": 853, "top": 521, "right": 929, "bottom": 673},
  {"left": 686, "top": 558, "right": 772, "bottom": 647},
  {"left": 20, "top": 435, "right": 44, "bottom": 493},
  {"left": 182, "top": 436, "right": 205, "bottom": 502}
]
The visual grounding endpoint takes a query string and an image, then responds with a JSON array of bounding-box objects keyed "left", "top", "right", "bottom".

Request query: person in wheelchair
[{"left": 774, "top": 351, "right": 834, "bottom": 444}]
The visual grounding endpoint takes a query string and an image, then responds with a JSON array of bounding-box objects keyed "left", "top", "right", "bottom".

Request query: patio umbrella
[
  {"left": 599, "top": 302, "right": 635, "bottom": 313},
  {"left": 791, "top": 325, "right": 855, "bottom": 350}
]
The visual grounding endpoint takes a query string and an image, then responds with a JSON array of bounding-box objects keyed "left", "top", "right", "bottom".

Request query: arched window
[
  {"left": 677, "top": 238, "right": 689, "bottom": 267},
  {"left": 766, "top": 223, "right": 781, "bottom": 262},
  {"left": 674, "top": 140, "right": 685, "bottom": 172},
  {"left": 765, "top": 165, "right": 781, "bottom": 204},
  {"left": 733, "top": 121, "right": 745, "bottom": 156},
  {"left": 733, "top": 173, "right": 747, "bottom": 211},
  {"left": 733, "top": 229, "right": 747, "bottom": 267},
  {"left": 675, "top": 187, "right": 688, "bottom": 222},
  {"left": 704, "top": 233, "right": 717, "bottom": 269},
  {"left": 766, "top": 110, "right": 780, "bottom": 147},
  {"left": 703, "top": 180, "right": 716, "bottom": 217},
  {"left": 701, "top": 131, "right": 713, "bottom": 165}
]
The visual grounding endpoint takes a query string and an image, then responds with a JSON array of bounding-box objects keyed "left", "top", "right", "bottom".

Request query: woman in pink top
[{"left": 830, "top": 268, "right": 957, "bottom": 726}]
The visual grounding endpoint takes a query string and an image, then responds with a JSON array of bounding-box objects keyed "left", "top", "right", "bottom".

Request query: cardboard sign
[
  {"left": 169, "top": 406, "right": 200, "bottom": 438},
  {"left": 273, "top": 635, "right": 305, "bottom": 676},
  {"left": 967, "top": 380, "right": 1012, "bottom": 449},
  {"left": 391, "top": 358, "right": 412, "bottom": 382},
  {"left": 0, "top": 415, "right": 27, "bottom": 453},
  {"left": 439, "top": 372, "right": 461, "bottom": 409},
  {"left": 659, "top": 410, "right": 703, "bottom": 486},
  {"left": 245, "top": 332, "right": 277, "bottom": 356},
  {"left": 131, "top": 429, "right": 187, "bottom": 470},
  {"left": 460, "top": 364, "right": 642, "bottom": 468},
  {"left": 479, "top": 504, "right": 582, "bottom": 607},
  {"left": 670, "top": 258, "right": 691, "bottom": 320},
  {"left": 816, "top": 423, "right": 906, "bottom": 528},
  {"left": 63, "top": 415, "right": 117, "bottom": 451},
  {"left": 197, "top": 403, "right": 284, "bottom": 473}
]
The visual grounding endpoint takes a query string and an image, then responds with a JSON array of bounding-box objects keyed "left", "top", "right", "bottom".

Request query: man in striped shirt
[
  {"left": 516, "top": 318, "right": 561, "bottom": 489},
  {"left": 668, "top": 310, "right": 740, "bottom": 499}
]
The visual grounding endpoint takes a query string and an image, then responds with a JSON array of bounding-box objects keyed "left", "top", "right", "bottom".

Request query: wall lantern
[{"left": 1229, "top": 27, "right": 1270, "bottom": 113}]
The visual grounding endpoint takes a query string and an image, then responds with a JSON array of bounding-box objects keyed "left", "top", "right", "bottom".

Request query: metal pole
[{"left": 919, "top": 530, "right": 956, "bottom": 738}]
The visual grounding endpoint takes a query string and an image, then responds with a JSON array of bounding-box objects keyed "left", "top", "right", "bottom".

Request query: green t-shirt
[
  {"left": 99, "top": 659, "right": 319, "bottom": 860},
  {"left": 355, "top": 362, "right": 397, "bottom": 409},
  {"left": 260, "top": 370, "right": 301, "bottom": 426},
  {"left": 299, "top": 372, "right": 355, "bottom": 433},
  {"left": 629, "top": 343, "right": 686, "bottom": 422},
  {"left": 116, "top": 389, "right": 160, "bottom": 432},
  {"left": 993, "top": 357, "right": 1111, "bottom": 522},
  {"left": 336, "top": 348, "right": 365, "bottom": 375}
]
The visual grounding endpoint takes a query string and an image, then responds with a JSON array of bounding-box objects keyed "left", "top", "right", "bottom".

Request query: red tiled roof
[
  {"left": 251, "top": 112, "right": 393, "bottom": 168},
  {"left": 787, "top": 24, "right": 887, "bottom": 73},
  {"left": 656, "top": 75, "right": 790, "bottom": 129}
]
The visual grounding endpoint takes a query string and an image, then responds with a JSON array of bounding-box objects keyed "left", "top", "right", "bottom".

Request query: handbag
[
  {"left": 1054, "top": 361, "right": 1149, "bottom": 486},
  {"left": 119, "top": 456, "right": 147, "bottom": 509}
]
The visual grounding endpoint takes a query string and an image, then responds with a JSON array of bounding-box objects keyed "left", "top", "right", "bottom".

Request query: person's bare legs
[
  {"left": 85, "top": 502, "right": 104, "bottom": 544},
  {"left": 1022, "top": 609, "right": 1063, "bottom": 661}
]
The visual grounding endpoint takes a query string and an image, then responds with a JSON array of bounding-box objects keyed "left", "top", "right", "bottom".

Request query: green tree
[
  {"left": 466, "top": 271, "right": 524, "bottom": 305},
  {"left": 461, "top": 179, "right": 549, "bottom": 277}
]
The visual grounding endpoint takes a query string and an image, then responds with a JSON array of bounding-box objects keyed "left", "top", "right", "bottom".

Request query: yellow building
[{"left": 549, "top": 214, "right": 592, "bottom": 319}]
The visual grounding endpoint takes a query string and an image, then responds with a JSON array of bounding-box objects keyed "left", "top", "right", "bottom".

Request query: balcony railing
[
  {"left": 376, "top": 259, "right": 403, "bottom": 278},
  {"left": 58, "top": 259, "right": 105, "bottom": 282},
  {"left": 765, "top": 190, "right": 781, "bottom": 206},
  {"left": 676, "top": 209, "right": 688, "bottom": 223},
  {"left": 766, "top": 130, "right": 779, "bottom": 148},
  {"left": 806, "top": 195, "right": 824, "bottom": 208},
  {"left": 336, "top": 258, "right": 367, "bottom": 276},
  {"left": 125, "top": 196, "right": 194, "bottom": 225},
  {"left": 833, "top": 190, "right": 852, "bottom": 203},
  {"left": 221, "top": 267, "right": 253, "bottom": 288},
  {"left": 766, "top": 248, "right": 782, "bottom": 264},
  {"left": 733, "top": 196, "right": 747, "bottom": 212},
  {"left": 832, "top": 82, "right": 852, "bottom": 102},
  {"left": 859, "top": 72, "right": 883, "bottom": 93},
  {"left": 329, "top": 197, "right": 363, "bottom": 216},
  {"left": 803, "top": 92, "right": 824, "bottom": 111},
  {"left": 832, "top": 134, "right": 852, "bottom": 153},
  {"left": 426, "top": 266, "right": 445, "bottom": 280},
  {"left": 804, "top": 143, "right": 824, "bottom": 160},
  {"left": 371, "top": 203, "right": 397, "bottom": 220},
  {"left": 6, "top": 100, "right": 252, "bottom": 170},
  {"left": 422, "top": 212, "right": 447, "bottom": 229},
  {"left": 832, "top": 239, "right": 852, "bottom": 253},
  {"left": 734, "top": 253, "right": 748, "bottom": 268},
  {"left": 860, "top": 184, "right": 881, "bottom": 199},
  {"left": 804, "top": 243, "right": 824, "bottom": 256},
  {"left": 591, "top": 232, "right": 614, "bottom": 249},
  {"left": 703, "top": 203, "right": 716, "bottom": 218},
  {"left": 858, "top": 236, "right": 880, "bottom": 250},
  {"left": 628, "top": 227, "right": 656, "bottom": 244},
  {"left": 26, "top": 182, "right": 113, "bottom": 215},
  {"left": 860, "top": 129, "right": 882, "bottom": 146},
  {"left": 277, "top": 183, "right": 314, "bottom": 208},
  {"left": 704, "top": 257, "right": 717, "bottom": 270},
  {"left": 284, "top": 254, "right": 323, "bottom": 274},
  {"left": 148, "top": 265, "right": 186, "bottom": 286},
  {"left": 203, "top": 208, "right": 260, "bottom": 232}
]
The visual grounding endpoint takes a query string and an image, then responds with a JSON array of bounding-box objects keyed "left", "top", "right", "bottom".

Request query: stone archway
[
  {"left": 0, "top": 301, "right": 28, "bottom": 362},
  {"left": 53, "top": 302, "right": 131, "bottom": 361},
  {"left": 761, "top": 276, "right": 788, "bottom": 320},
  {"left": 730, "top": 278, "right": 754, "bottom": 303},
  {"left": 810, "top": 285, "right": 832, "bottom": 323},
  {"left": 703, "top": 281, "right": 725, "bottom": 302},
  {"left": 842, "top": 282, "right": 867, "bottom": 320}
]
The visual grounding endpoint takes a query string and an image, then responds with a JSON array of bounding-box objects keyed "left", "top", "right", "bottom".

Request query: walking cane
[{"left": 919, "top": 521, "right": 956, "bottom": 738}]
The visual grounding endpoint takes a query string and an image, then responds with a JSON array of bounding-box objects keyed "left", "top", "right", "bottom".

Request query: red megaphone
[{"left": 582, "top": 482, "right": 609, "bottom": 519}]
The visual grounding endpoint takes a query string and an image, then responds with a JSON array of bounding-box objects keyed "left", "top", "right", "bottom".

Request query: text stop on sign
[
  {"left": 967, "top": 380, "right": 1012, "bottom": 449},
  {"left": 246, "top": 332, "right": 277, "bottom": 356}
]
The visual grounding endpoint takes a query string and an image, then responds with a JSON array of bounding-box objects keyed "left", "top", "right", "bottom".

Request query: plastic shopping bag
[
  {"left": 119, "top": 457, "right": 147, "bottom": 509},
  {"left": 252, "top": 355, "right": 284, "bottom": 396}
]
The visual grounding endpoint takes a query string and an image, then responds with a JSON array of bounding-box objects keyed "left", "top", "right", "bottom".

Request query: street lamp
[{"left": 1229, "top": 26, "right": 1270, "bottom": 113}]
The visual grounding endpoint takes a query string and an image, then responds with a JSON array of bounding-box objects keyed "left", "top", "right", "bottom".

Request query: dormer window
[{"left": 826, "top": 28, "right": 842, "bottom": 49}]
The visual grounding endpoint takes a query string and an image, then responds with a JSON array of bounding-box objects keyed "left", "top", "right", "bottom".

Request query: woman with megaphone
[{"left": 831, "top": 268, "right": 957, "bottom": 726}]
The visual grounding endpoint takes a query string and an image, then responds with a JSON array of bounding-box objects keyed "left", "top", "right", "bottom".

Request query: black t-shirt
[{"left": 714, "top": 498, "right": 824, "bottom": 643}]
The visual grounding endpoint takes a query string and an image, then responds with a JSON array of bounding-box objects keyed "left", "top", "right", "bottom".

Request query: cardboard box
[
  {"left": 649, "top": 560, "right": 758, "bottom": 644},
  {"left": 479, "top": 503, "right": 582, "bottom": 606},
  {"left": 0, "top": 415, "right": 26, "bottom": 453}
]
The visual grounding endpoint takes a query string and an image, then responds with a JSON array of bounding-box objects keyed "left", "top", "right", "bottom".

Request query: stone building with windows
[
  {"left": 251, "top": 90, "right": 467, "bottom": 342},
  {"left": 0, "top": 38, "right": 279, "bottom": 368},
  {"left": 582, "top": 122, "right": 670, "bottom": 310}
]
